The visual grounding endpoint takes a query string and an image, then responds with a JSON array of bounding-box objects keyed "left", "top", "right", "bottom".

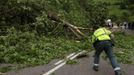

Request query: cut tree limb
[
  {"left": 47, "top": 12, "right": 88, "bottom": 39},
  {"left": 68, "top": 26, "right": 82, "bottom": 39},
  {"left": 62, "top": 20, "right": 88, "bottom": 38},
  {"left": 50, "top": 22, "right": 61, "bottom": 35}
]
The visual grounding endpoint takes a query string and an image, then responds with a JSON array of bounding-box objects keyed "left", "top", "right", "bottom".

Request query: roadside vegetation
[
  {"left": 0, "top": 28, "right": 90, "bottom": 65},
  {"left": 115, "top": 32, "right": 134, "bottom": 64}
]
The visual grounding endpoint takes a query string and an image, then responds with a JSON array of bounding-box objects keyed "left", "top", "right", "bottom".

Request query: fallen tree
[{"left": 47, "top": 12, "right": 90, "bottom": 39}]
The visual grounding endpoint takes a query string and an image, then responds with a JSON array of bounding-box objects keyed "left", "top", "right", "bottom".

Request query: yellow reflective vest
[{"left": 91, "top": 27, "right": 111, "bottom": 44}]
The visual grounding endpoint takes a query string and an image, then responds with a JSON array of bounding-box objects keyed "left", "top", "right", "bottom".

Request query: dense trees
[
  {"left": 0, "top": 0, "right": 134, "bottom": 36},
  {"left": 0, "top": 0, "right": 109, "bottom": 35},
  {"left": 0, "top": 0, "right": 43, "bottom": 25}
]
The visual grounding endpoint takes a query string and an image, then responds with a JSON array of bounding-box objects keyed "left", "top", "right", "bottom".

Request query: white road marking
[
  {"left": 43, "top": 62, "right": 66, "bottom": 75},
  {"left": 43, "top": 50, "right": 87, "bottom": 75},
  {"left": 66, "top": 53, "right": 76, "bottom": 59},
  {"left": 70, "top": 50, "right": 87, "bottom": 60},
  {"left": 54, "top": 53, "right": 76, "bottom": 65},
  {"left": 54, "top": 60, "right": 64, "bottom": 66}
]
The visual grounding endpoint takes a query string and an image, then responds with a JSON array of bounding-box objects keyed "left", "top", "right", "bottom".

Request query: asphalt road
[
  {"left": 54, "top": 57, "right": 134, "bottom": 75},
  {"left": 4, "top": 56, "right": 134, "bottom": 75}
]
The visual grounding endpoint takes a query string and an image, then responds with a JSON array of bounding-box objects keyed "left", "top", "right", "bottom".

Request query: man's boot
[
  {"left": 93, "top": 65, "right": 99, "bottom": 71},
  {"left": 115, "top": 70, "right": 122, "bottom": 75}
]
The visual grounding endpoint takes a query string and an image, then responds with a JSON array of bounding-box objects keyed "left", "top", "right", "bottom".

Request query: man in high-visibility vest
[{"left": 91, "top": 25, "right": 122, "bottom": 75}]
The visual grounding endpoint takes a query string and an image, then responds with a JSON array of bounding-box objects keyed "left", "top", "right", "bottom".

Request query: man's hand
[{"left": 110, "top": 34, "right": 114, "bottom": 39}]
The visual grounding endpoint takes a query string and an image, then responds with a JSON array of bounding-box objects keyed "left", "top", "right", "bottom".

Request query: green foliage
[
  {"left": 115, "top": 49, "right": 133, "bottom": 64},
  {"left": 33, "top": 13, "right": 55, "bottom": 35},
  {"left": 0, "top": 0, "right": 111, "bottom": 36},
  {"left": 0, "top": 0, "right": 134, "bottom": 70},
  {"left": 129, "top": 0, "right": 134, "bottom": 4},
  {"left": 1, "top": 0, "right": 134, "bottom": 36},
  {"left": 115, "top": 32, "right": 134, "bottom": 49},
  {"left": 0, "top": 0, "right": 134, "bottom": 35},
  {"left": 119, "top": 0, "right": 129, "bottom": 9},
  {"left": 0, "top": 0, "right": 43, "bottom": 25},
  {"left": 107, "top": 0, "right": 134, "bottom": 22},
  {"left": 84, "top": 0, "right": 108, "bottom": 26},
  {"left": 114, "top": 33, "right": 134, "bottom": 64},
  {"left": 100, "top": 32, "right": 134, "bottom": 64},
  {"left": 0, "top": 66, "right": 12, "bottom": 73},
  {"left": 93, "top": 0, "right": 121, "bottom": 5},
  {"left": 0, "top": 28, "right": 90, "bottom": 65},
  {"left": 66, "top": 60, "right": 78, "bottom": 65}
]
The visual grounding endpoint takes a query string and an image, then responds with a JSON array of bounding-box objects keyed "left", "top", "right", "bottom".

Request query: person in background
[
  {"left": 106, "top": 19, "right": 113, "bottom": 28},
  {"left": 123, "top": 21, "right": 128, "bottom": 29},
  {"left": 91, "top": 25, "right": 122, "bottom": 75}
]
